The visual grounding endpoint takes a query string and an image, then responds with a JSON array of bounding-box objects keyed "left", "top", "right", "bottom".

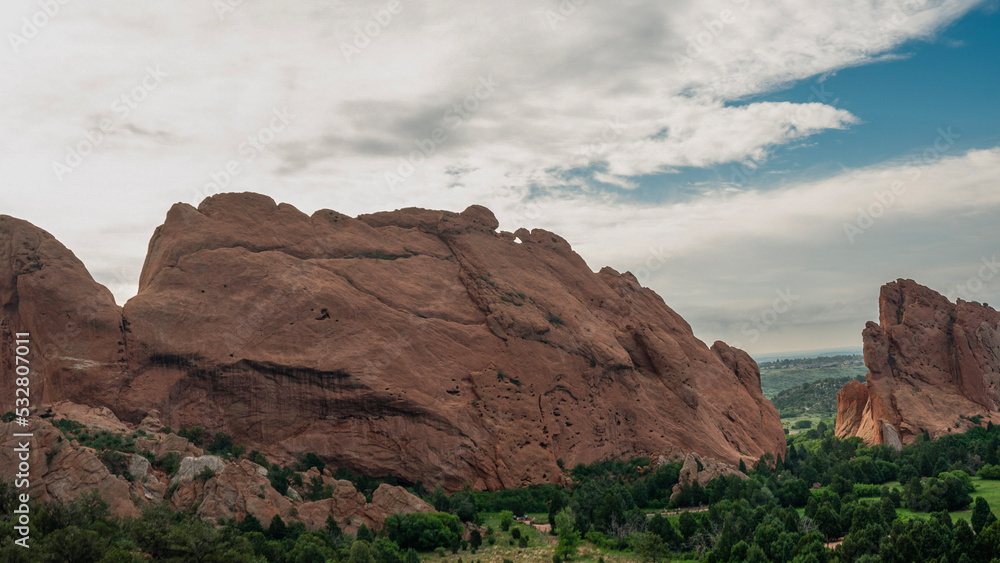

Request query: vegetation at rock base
[{"left": 7, "top": 421, "right": 1000, "bottom": 561}]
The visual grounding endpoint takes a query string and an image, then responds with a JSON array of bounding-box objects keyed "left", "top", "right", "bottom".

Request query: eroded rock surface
[
  {"left": 836, "top": 279, "right": 1000, "bottom": 446},
  {"left": 1, "top": 193, "right": 784, "bottom": 491}
]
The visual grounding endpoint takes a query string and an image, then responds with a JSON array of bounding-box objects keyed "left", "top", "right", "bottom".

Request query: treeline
[
  {"left": 759, "top": 354, "right": 864, "bottom": 370},
  {"left": 6, "top": 419, "right": 1000, "bottom": 561}
]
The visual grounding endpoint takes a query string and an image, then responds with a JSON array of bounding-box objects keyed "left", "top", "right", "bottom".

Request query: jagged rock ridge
[
  {"left": 1, "top": 193, "right": 784, "bottom": 490},
  {"left": 836, "top": 279, "right": 1000, "bottom": 447}
]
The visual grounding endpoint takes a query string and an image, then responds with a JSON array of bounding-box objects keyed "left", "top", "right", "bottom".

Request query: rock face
[
  {"left": 836, "top": 279, "right": 1000, "bottom": 447},
  {"left": 0, "top": 406, "right": 432, "bottom": 529},
  {"left": 0, "top": 193, "right": 784, "bottom": 491}
]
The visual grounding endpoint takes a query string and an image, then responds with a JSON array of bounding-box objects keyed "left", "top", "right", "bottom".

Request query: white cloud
[{"left": 0, "top": 0, "right": 989, "bottom": 353}]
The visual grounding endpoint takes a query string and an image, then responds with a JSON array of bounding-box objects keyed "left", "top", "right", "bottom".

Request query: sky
[{"left": 1, "top": 0, "right": 998, "bottom": 355}]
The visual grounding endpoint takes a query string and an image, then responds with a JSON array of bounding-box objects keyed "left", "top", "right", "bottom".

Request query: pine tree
[
  {"left": 971, "top": 497, "right": 996, "bottom": 534},
  {"left": 356, "top": 522, "right": 375, "bottom": 542},
  {"left": 267, "top": 514, "right": 287, "bottom": 540}
]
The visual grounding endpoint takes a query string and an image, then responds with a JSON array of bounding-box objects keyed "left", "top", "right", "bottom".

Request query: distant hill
[
  {"left": 771, "top": 375, "right": 865, "bottom": 419},
  {"left": 759, "top": 354, "right": 867, "bottom": 398}
]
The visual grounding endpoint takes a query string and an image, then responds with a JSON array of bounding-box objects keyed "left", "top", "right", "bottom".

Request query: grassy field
[
  {"left": 781, "top": 415, "right": 836, "bottom": 435},
  {"left": 883, "top": 477, "right": 1000, "bottom": 523},
  {"left": 836, "top": 477, "right": 1000, "bottom": 525}
]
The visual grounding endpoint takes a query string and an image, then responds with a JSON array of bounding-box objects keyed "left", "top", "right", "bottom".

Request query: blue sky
[
  {"left": 592, "top": 3, "right": 1000, "bottom": 206},
  {"left": 1, "top": 0, "right": 998, "bottom": 354}
]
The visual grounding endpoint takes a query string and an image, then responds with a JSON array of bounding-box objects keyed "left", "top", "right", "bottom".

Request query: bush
[
  {"left": 853, "top": 483, "right": 883, "bottom": 498},
  {"left": 499, "top": 510, "right": 513, "bottom": 531},
  {"left": 979, "top": 464, "right": 1000, "bottom": 479},
  {"left": 156, "top": 452, "right": 181, "bottom": 476},
  {"left": 793, "top": 420, "right": 813, "bottom": 429},
  {"left": 177, "top": 426, "right": 206, "bottom": 446},
  {"left": 206, "top": 432, "right": 235, "bottom": 456},
  {"left": 197, "top": 466, "right": 216, "bottom": 481},
  {"left": 100, "top": 450, "right": 132, "bottom": 480},
  {"left": 295, "top": 452, "right": 325, "bottom": 473}
]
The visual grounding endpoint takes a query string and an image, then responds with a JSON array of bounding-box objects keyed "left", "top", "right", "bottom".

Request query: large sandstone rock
[
  {"left": 0, "top": 420, "right": 137, "bottom": 517},
  {"left": 836, "top": 279, "right": 1000, "bottom": 447},
  {"left": 0, "top": 193, "right": 785, "bottom": 490},
  {"left": 4, "top": 404, "right": 432, "bottom": 530}
]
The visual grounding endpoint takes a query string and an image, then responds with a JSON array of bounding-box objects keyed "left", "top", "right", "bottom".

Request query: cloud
[
  {"left": 512, "top": 147, "right": 1000, "bottom": 353},
  {"left": 0, "top": 0, "right": 990, "bottom": 353}
]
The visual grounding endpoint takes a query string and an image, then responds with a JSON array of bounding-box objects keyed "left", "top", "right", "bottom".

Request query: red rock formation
[
  {"left": 1, "top": 193, "right": 784, "bottom": 491},
  {"left": 836, "top": 279, "right": 1000, "bottom": 447},
  {"left": 0, "top": 407, "right": 433, "bottom": 528}
]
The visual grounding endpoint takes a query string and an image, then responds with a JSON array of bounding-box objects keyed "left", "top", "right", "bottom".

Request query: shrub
[
  {"left": 177, "top": 426, "right": 206, "bottom": 446},
  {"left": 197, "top": 466, "right": 216, "bottom": 481},
  {"left": 546, "top": 314, "right": 564, "bottom": 326},
  {"left": 100, "top": 450, "right": 132, "bottom": 480},
  {"left": 156, "top": 452, "right": 181, "bottom": 476},
  {"left": 979, "top": 464, "right": 1000, "bottom": 479},
  {"left": 206, "top": 432, "right": 234, "bottom": 456},
  {"left": 384, "top": 512, "right": 463, "bottom": 551},
  {"left": 499, "top": 510, "right": 514, "bottom": 531},
  {"left": 248, "top": 450, "right": 269, "bottom": 467},
  {"left": 295, "top": 452, "right": 325, "bottom": 473}
]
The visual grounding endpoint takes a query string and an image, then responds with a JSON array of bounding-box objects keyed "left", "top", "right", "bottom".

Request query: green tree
[
  {"left": 349, "top": 540, "right": 375, "bottom": 563},
  {"left": 635, "top": 532, "right": 668, "bottom": 562},
  {"left": 357, "top": 523, "right": 375, "bottom": 542},
  {"left": 554, "top": 508, "right": 580, "bottom": 561},
  {"left": 325, "top": 514, "right": 342, "bottom": 538},
  {"left": 977, "top": 520, "right": 1000, "bottom": 561},
  {"left": 267, "top": 514, "right": 287, "bottom": 540},
  {"left": 814, "top": 504, "right": 840, "bottom": 542},
  {"left": 237, "top": 514, "right": 263, "bottom": 534},
  {"left": 678, "top": 510, "right": 698, "bottom": 541},
  {"left": 470, "top": 529, "right": 482, "bottom": 550},
  {"left": 499, "top": 510, "right": 514, "bottom": 531},
  {"left": 972, "top": 496, "right": 997, "bottom": 534},
  {"left": 428, "top": 484, "right": 449, "bottom": 512},
  {"left": 548, "top": 488, "right": 568, "bottom": 530}
]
